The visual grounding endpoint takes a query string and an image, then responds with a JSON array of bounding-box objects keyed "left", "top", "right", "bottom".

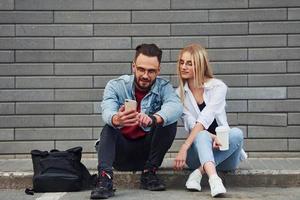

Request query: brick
[
  {"left": 93, "top": 128, "right": 103, "bottom": 139},
  {"left": 228, "top": 87, "right": 286, "bottom": 100},
  {"left": 288, "top": 35, "right": 300, "bottom": 46},
  {"left": 16, "top": 76, "right": 92, "bottom": 88},
  {"left": 55, "top": 37, "right": 130, "bottom": 49},
  {"left": 132, "top": 10, "right": 208, "bottom": 23},
  {"left": 288, "top": 87, "right": 300, "bottom": 98},
  {"left": 55, "top": 89, "right": 103, "bottom": 101},
  {"left": 0, "top": 63, "right": 53, "bottom": 75},
  {"left": 0, "top": 38, "right": 53, "bottom": 49},
  {"left": 171, "top": 49, "right": 248, "bottom": 62},
  {"left": 94, "top": 24, "right": 170, "bottom": 36},
  {"left": 0, "top": 129, "right": 14, "bottom": 140},
  {"left": 215, "top": 75, "right": 247, "bottom": 87},
  {"left": 90, "top": 49, "right": 172, "bottom": 64},
  {"left": 227, "top": 113, "right": 238, "bottom": 125},
  {"left": 56, "top": 140, "right": 94, "bottom": 153},
  {"left": 0, "top": 25, "right": 14, "bottom": 36},
  {"left": 244, "top": 139, "right": 287, "bottom": 151},
  {"left": 209, "top": 8, "right": 287, "bottom": 22},
  {"left": 0, "top": 103, "right": 14, "bottom": 114},
  {"left": 209, "top": 35, "right": 286, "bottom": 48},
  {"left": 249, "top": 152, "right": 300, "bottom": 158},
  {"left": 55, "top": 11, "right": 130, "bottom": 23},
  {"left": 15, "top": 128, "right": 93, "bottom": 140},
  {"left": 94, "top": 76, "right": 119, "bottom": 88},
  {"left": 16, "top": 50, "right": 93, "bottom": 62},
  {"left": 289, "top": 139, "right": 300, "bottom": 151},
  {"left": 55, "top": 63, "right": 130, "bottom": 75},
  {"left": 226, "top": 100, "right": 247, "bottom": 112},
  {"left": 0, "top": 89, "right": 54, "bottom": 101},
  {"left": 289, "top": 8, "right": 300, "bottom": 20},
  {"left": 0, "top": 77, "right": 14, "bottom": 88},
  {"left": 93, "top": 102, "right": 101, "bottom": 114},
  {"left": 0, "top": 141, "right": 54, "bottom": 154},
  {"left": 0, "top": 115, "right": 54, "bottom": 128},
  {"left": 94, "top": 50, "right": 134, "bottom": 62},
  {"left": 0, "top": 51, "right": 14, "bottom": 63},
  {"left": 248, "top": 48, "right": 300, "bottom": 60},
  {"left": 132, "top": 37, "right": 208, "bottom": 49},
  {"left": 250, "top": 22, "right": 300, "bottom": 34},
  {"left": 15, "top": 0, "right": 92, "bottom": 10},
  {"left": 55, "top": 115, "right": 102, "bottom": 127},
  {"left": 249, "top": 100, "right": 300, "bottom": 112},
  {"left": 160, "top": 63, "right": 179, "bottom": 76},
  {"left": 94, "top": 0, "right": 169, "bottom": 10},
  {"left": 17, "top": 25, "right": 92, "bottom": 36},
  {"left": 172, "top": 23, "right": 248, "bottom": 36},
  {"left": 248, "top": 126, "right": 300, "bottom": 138},
  {"left": 288, "top": 113, "right": 300, "bottom": 125},
  {"left": 249, "top": 74, "right": 300, "bottom": 86},
  {"left": 171, "top": 0, "right": 247, "bottom": 9},
  {"left": 0, "top": 11, "right": 53, "bottom": 23},
  {"left": 16, "top": 102, "right": 94, "bottom": 114},
  {"left": 249, "top": 0, "right": 300, "bottom": 8},
  {"left": 0, "top": 0, "right": 13, "bottom": 9},
  {"left": 238, "top": 113, "right": 287, "bottom": 127},
  {"left": 288, "top": 61, "right": 300, "bottom": 72},
  {"left": 212, "top": 61, "right": 286, "bottom": 74}
]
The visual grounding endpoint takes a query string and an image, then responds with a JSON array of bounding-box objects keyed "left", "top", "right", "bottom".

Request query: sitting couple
[{"left": 91, "top": 43, "right": 246, "bottom": 199}]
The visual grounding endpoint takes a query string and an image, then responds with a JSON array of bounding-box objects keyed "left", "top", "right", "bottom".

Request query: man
[{"left": 90, "top": 43, "right": 183, "bottom": 199}]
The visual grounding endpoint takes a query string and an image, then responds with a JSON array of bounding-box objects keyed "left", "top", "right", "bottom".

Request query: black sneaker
[
  {"left": 90, "top": 171, "right": 115, "bottom": 199},
  {"left": 140, "top": 169, "right": 166, "bottom": 191}
]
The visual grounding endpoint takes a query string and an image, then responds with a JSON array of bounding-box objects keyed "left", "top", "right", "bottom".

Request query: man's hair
[{"left": 134, "top": 43, "right": 162, "bottom": 63}]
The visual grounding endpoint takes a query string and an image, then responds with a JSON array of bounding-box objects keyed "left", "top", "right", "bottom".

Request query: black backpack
[{"left": 25, "top": 146, "right": 97, "bottom": 194}]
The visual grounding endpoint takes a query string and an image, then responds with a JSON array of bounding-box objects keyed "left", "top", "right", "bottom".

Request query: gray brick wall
[{"left": 0, "top": 0, "right": 299, "bottom": 158}]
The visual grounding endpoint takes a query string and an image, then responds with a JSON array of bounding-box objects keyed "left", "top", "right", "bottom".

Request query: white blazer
[{"left": 177, "top": 78, "right": 229, "bottom": 133}]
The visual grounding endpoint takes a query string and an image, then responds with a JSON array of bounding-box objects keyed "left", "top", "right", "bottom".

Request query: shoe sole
[
  {"left": 140, "top": 185, "right": 166, "bottom": 191},
  {"left": 90, "top": 191, "right": 114, "bottom": 199}
]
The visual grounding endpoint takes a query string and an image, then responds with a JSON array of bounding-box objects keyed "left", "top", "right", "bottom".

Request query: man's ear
[
  {"left": 132, "top": 63, "right": 136, "bottom": 73},
  {"left": 157, "top": 66, "right": 161, "bottom": 75}
]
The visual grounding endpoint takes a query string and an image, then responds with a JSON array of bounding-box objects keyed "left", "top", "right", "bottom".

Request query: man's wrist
[
  {"left": 148, "top": 115, "right": 157, "bottom": 128},
  {"left": 112, "top": 114, "right": 120, "bottom": 127}
]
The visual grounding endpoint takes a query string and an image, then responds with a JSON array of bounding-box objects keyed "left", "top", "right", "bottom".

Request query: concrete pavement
[{"left": 1, "top": 187, "right": 300, "bottom": 200}]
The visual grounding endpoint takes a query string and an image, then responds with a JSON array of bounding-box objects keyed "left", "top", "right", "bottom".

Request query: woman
[{"left": 174, "top": 44, "right": 247, "bottom": 197}]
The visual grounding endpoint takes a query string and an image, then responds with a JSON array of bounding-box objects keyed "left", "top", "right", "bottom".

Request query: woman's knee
[
  {"left": 195, "top": 130, "right": 212, "bottom": 142},
  {"left": 229, "top": 127, "right": 244, "bottom": 145}
]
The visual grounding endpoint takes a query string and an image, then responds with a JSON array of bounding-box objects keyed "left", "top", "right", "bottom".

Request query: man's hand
[
  {"left": 112, "top": 105, "right": 139, "bottom": 127},
  {"left": 138, "top": 113, "right": 153, "bottom": 128}
]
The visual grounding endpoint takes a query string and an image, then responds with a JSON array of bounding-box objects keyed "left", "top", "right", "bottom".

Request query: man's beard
[{"left": 134, "top": 76, "right": 155, "bottom": 91}]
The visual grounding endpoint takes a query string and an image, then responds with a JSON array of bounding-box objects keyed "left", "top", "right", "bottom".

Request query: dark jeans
[{"left": 96, "top": 123, "right": 177, "bottom": 172}]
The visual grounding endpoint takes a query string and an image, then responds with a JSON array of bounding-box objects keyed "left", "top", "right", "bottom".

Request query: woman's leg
[{"left": 214, "top": 128, "right": 244, "bottom": 171}]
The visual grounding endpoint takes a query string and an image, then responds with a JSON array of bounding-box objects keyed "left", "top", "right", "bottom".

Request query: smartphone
[{"left": 124, "top": 99, "right": 137, "bottom": 111}]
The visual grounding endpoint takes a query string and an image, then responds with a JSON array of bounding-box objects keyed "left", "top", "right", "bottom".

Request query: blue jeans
[{"left": 186, "top": 128, "right": 244, "bottom": 172}]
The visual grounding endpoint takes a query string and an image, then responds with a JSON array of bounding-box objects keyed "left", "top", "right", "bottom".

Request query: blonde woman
[{"left": 174, "top": 44, "right": 247, "bottom": 197}]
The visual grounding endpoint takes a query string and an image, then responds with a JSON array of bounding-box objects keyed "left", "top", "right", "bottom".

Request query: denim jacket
[{"left": 101, "top": 75, "right": 183, "bottom": 132}]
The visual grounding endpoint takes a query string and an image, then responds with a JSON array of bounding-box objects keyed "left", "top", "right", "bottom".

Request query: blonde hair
[{"left": 177, "top": 44, "right": 214, "bottom": 103}]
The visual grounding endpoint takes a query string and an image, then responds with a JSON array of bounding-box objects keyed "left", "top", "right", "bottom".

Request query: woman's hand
[
  {"left": 174, "top": 144, "right": 189, "bottom": 171},
  {"left": 212, "top": 136, "right": 222, "bottom": 149}
]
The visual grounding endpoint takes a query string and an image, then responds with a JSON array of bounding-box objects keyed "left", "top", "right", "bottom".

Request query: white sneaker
[
  {"left": 185, "top": 169, "right": 202, "bottom": 191},
  {"left": 240, "top": 149, "right": 248, "bottom": 161},
  {"left": 208, "top": 174, "right": 226, "bottom": 197}
]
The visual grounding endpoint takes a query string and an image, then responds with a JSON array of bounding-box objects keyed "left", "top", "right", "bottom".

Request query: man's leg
[
  {"left": 144, "top": 122, "right": 177, "bottom": 169},
  {"left": 140, "top": 123, "right": 177, "bottom": 191},
  {"left": 91, "top": 125, "right": 119, "bottom": 199}
]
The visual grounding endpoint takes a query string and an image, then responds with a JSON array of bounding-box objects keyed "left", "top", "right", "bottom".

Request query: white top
[{"left": 177, "top": 78, "right": 230, "bottom": 133}]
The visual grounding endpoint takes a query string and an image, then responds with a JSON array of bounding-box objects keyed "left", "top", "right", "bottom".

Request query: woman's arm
[{"left": 174, "top": 122, "right": 204, "bottom": 170}]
